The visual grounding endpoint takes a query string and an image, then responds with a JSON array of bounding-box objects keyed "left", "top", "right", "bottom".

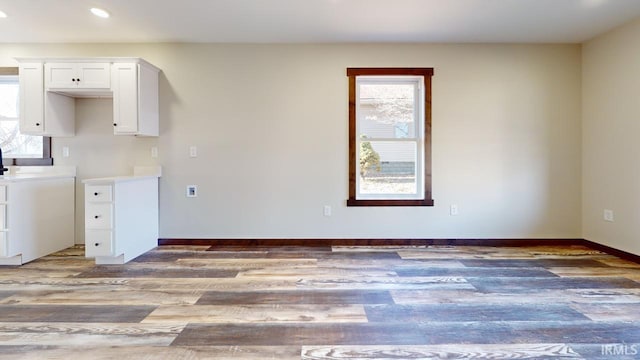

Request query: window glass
[
  {"left": 359, "top": 83, "right": 415, "bottom": 139},
  {"left": 0, "top": 75, "right": 44, "bottom": 158},
  {"left": 356, "top": 78, "right": 422, "bottom": 200},
  {"left": 358, "top": 140, "right": 417, "bottom": 196}
]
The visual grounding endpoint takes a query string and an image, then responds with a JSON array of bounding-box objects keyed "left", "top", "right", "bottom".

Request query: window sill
[
  {"left": 347, "top": 198, "right": 434, "bottom": 207},
  {"left": 12, "top": 158, "right": 53, "bottom": 166}
]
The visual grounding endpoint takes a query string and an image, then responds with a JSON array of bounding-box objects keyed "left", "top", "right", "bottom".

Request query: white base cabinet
[
  {"left": 84, "top": 173, "right": 159, "bottom": 264},
  {"left": 0, "top": 171, "right": 76, "bottom": 265}
]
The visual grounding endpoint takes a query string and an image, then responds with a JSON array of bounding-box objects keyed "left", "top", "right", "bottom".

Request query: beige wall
[
  {"left": 0, "top": 43, "right": 582, "bottom": 242},
  {"left": 583, "top": 18, "right": 640, "bottom": 255}
]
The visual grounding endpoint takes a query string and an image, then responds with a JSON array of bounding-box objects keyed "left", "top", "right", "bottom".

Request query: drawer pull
[
  {"left": 94, "top": 192, "right": 99, "bottom": 196},
  {"left": 95, "top": 243, "right": 100, "bottom": 247},
  {"left": 94, "top": 215, "right": 99, "bottom": 219}
]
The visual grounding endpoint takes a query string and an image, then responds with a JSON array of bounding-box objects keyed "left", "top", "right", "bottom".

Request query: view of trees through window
[
  {"left": 357, "top": 82, "right": 419, "bottom": 196},
  {"left": 0, "top": 76, "right": 44, "bottom": 158}
]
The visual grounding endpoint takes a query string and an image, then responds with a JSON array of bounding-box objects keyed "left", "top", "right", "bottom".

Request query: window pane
[
  {"left": 0, "top": 77, "right": 44, "bottom": 158},
  {"left": 358, "top": 140, "right": 416, "bottom": 195},
  {"left": 0, "top": 81, "right": 19, "bottom": 118},
  {"left": 0, "top": 120, "right": 43, "bottom": 158},
  {"left": 358, "top": 83, "right": 415, "bottom": 139}
]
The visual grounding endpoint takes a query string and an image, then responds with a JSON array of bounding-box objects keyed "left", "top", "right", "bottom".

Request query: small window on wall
[
  {"left": 0, "top": 67, "right": 51, "bottom": 166},
  {"left": 347, "top": 68, "right": 433, "bottom": 206}
]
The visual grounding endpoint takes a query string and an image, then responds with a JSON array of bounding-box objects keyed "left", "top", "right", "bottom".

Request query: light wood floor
[{"left": 1, "top": 244, "right": 640, "bottom": 359}]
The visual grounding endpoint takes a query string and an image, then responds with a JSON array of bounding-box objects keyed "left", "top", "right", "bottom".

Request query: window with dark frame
[
  {"left": 0, "top": 67, "right": 52, "bottom": 166},
  {"left": 347, "top": 68, "right": 433, "bottom": 207}
]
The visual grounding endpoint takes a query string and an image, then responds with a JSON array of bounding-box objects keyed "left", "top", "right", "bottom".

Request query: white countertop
[
  {"left": 82, "top": 174, "right": 160, "bottom": 184},
  {"left": 0, "top": 173, "right": 75, "bottom": 182},
  {"left": 0, "top": 166, "right": 76, "bottom": 183},
  {"left": 82, "top": 166, "right": 162, "bottom": 184}
]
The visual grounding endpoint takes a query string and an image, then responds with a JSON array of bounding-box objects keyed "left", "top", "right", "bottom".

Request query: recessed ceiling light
[
  {"left": 90, "top": 7, "right": 110, "bottom": 18},
  {"left": 0, "top": 10, "right": 7, "bottom": 18}
]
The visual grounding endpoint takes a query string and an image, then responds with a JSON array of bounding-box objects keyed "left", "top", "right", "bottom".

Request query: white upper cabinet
[
  {"left": 18, "top": 63, "right": 45, "bottom": 135},
  {"left": 112, "top": 62, "right": 159, "bottom": 136},
  {"left": 19, "top": 62, "right": 74, "bottom": 136},
  {"left": 45, "top": 62, "right": 111, "bottom": 90},
  {"left": 16, "top": 58, "right": 159, "bottom": 137}
]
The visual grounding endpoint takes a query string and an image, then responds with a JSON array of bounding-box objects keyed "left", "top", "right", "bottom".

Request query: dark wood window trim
[
  {"left": 0, "top": 67, "right": 19, "bottom": 76},
  {"left": 11, "top": 137, "right": 53, "bottom": 166},
  {"left": 347, "top": 67, "right": 434, "bottom": 207},
  {"left": 0, "top": 67, "right": 53, "bottom": 166}
]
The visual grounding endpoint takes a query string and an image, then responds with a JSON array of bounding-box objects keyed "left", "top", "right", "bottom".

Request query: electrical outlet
[
  {"left": 603, "top": 209, "right": 614, "bottom": 222},
  {"left": 323, "top": 205, "right": 332, "bottom": 217},
  {"left": 189, "top": 146, "right": 197, "bottom": 158},
  {"left": 151, "top": 147, "right": 158, "bottom": 158},
  {"left": 450, "top": 204, "right": 459, "bottom": 216},
  {"left": 186, "top": 185, "right": 197, "bottom": 198},
  {"left": 62, "top": 146, "right": 70, "bottom": 158}
]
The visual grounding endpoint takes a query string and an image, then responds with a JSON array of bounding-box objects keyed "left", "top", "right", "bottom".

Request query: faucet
[{"left": 0, "top": 147, "right": 7, "bottom": 176}]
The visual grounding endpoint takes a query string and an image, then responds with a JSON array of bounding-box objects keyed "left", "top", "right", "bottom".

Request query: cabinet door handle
[
  {"left": 94, "top": 215, "right": 99, "bottom": 219},
  {"left": 113, "top": 123, "right": 117, "bottom": 126},
  {"left": 72, "top": 79, "right": 76, "bottom": 82},
  {"left": 35, "top": 123, "right": 40, "bottom": 126},
  {"left": 95, "top": 243, "right": 100, "bottom": 247}
]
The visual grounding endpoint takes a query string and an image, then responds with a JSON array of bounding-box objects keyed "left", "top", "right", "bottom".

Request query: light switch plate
[
  {"left": 186, "top": 185, "right": 197, "bottom": 197},
  {"left": 189, "top": 146, "right": 197, "bottom": 158}
]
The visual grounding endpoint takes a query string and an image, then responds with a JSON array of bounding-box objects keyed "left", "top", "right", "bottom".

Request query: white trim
[{"left": 14, "top": 57, "right": 160, "bottom": 72}]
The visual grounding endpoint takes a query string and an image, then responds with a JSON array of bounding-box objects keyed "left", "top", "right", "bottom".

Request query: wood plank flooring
[{"left": 1, "top": 244, "right": 640, "bottom": 359}]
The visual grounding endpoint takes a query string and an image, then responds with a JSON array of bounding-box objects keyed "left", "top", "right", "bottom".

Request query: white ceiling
[{"left": 1, "top": 0, "right": 640, "bottom": 43}]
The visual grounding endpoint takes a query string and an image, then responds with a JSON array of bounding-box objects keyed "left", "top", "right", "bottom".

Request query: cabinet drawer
[
  {"left": 85, "top": 203, "right": 113, "bottom": 229},
  {"left": 86, "top": 185, "right": 113, "bottom": 202},
  {"left": 0, "top": 186, "right": 6, "bottom": 202},
  {"left": 85, "top": 230, "right": 113, "bottom": 257},
  {"left": 0, "top": 232, "right": 6, "bottom": 257}
]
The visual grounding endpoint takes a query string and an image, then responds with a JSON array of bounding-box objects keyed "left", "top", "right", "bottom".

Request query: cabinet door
[
  {"left": 44, "top": 63, "right": 78, "bottom": 88},
  {"left": 0, "top": 185, "right": 7, "bottom": 257},
  {"left": 0, "top": 232, "right": 6, "bottom": 257},
  {"left": 18, "top": 63, "right": 45, "bottom": 135},
  {"left": 0, "top": 204, "right": 5, "bottom": 230},
  {"left": 77, "top": 63, "right": 111, "bottom": 89},
  {"left": 111, "top": 63, "right": 139, "bottom": 134}
]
